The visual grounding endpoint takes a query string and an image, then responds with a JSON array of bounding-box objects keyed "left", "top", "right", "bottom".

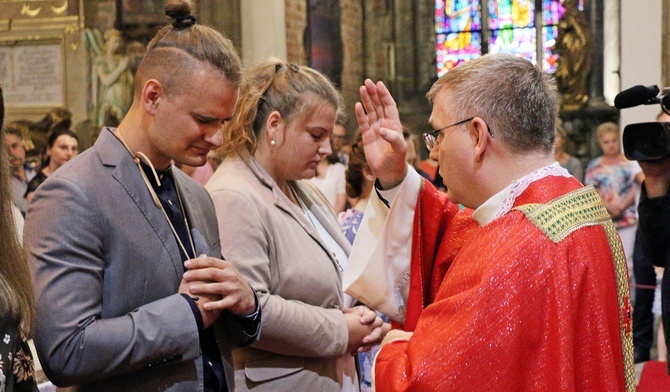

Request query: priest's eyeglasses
[
  {"left": 422, "top": 117, "right": 494, "bottom": 151},
  {"left": 423, "top": 117, "right": 473, "bottom": 151}
]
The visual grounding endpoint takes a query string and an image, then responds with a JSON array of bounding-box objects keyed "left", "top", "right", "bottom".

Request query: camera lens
[{"left": 623, "top": 122, "right": 670, "bottom": 161}]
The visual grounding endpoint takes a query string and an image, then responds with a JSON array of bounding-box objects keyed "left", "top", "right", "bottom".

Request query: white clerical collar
[{"left": 472, "top": 162, "right": 571, "bottom": 227}]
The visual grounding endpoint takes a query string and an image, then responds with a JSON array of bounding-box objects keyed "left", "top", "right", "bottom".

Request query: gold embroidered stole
[{"left": 515, "top": 185, "right": 635, "bottom": 392}]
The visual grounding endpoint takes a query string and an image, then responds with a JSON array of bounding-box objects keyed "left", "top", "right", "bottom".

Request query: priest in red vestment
[{"left": 346, "top": 53, "right": 634, "bottom": 391}]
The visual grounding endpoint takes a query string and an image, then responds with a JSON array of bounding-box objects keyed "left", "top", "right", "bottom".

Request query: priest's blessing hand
[{"left": 355, "top": 79, "right": 408, "bottom": 189}]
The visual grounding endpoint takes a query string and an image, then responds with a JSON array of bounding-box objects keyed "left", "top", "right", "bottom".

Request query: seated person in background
[
  {"left": 331, "top": 120, "right": 351, "bottom": 165},
  {"left": 554, "top": 126, "right": 583, "bottom": 182},
  {"left": 3, "top": 122, "right": 36, "bottom": 216},
  {"left": 206, "top": 60, "right": 383, "bottom": 391},
  {"left": 29, "top": 107, "right": 72, "bottom": 164},
  {"left": 311, "top": 122, "right": 348, "bottom": 213},
  {"left": 403, "top": 130, "right": 419, "bottom": 169},
  {"left": 338, "top": 140, "right": 374, "bottom": 245},
  {"left": 25, "top": 129, "right": 79, "bottom": 204},
  {"left": 347, "top": 53, "right": 633, "bottom": 391},
  {"left": 417, "top": 156, "right": 438, "bottom": 181},
  {"left": 311, "top": 151, "right": 348, "bottom": 214},
  {"left": 417, "top": 155, "right": 446, "bottom": 192}
]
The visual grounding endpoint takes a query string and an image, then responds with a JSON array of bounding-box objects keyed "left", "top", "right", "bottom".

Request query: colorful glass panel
[
  {"left": 488, "top": 0, "right": 534, "bottom": 30},
  {"left": 437, "top": 32, "right": 482, "bottom": 76},
  {"left": 436, "top": 0, "right": 483, "bottom": 76},
  {"left": 435, "top": 0, "right": 583, "bottom": 75},
  {"left": 488, "top": 27, "right": 536, "bottom": 63},
  {"left": 436, "top": 0, "right": 482, "bottom": 34}
]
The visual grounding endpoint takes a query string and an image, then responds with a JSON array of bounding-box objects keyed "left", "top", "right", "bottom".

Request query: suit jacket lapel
[
  {"left": 97, "top": 128, "right": 184, "bottom": 279},
  {"left": 244, "top": 156, "right": 345, "bottom": 270},
  {"left": 293, "top": 180, "right": 352, "bottom": 257},
  {"left": 173, "top": 170, "right": 219, "bottom": 258}
]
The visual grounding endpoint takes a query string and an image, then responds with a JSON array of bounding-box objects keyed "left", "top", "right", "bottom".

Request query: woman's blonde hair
[
  {"left": 220, "top": 60, "right": 343, "bottom": 156},
  {"left": 596, "top": 121, "right": 620, "bottom": 140}
]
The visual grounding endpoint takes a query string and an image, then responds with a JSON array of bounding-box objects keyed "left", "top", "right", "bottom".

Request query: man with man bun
[{"left": 25, "top": 1, "right": 260, "bottom": 391}]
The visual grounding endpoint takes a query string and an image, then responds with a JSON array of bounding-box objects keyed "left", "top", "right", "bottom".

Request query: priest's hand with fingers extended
[
  {"left": 355, "top": 79, "right": 408, "bottom": 189},
  {"left": 180, "top": 254, "right": 257, "bottom": 328}
]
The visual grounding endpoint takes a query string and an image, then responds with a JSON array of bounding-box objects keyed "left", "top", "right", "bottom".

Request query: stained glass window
[{"left": 436, "top": 0, "right": 583, "bottom": 76}]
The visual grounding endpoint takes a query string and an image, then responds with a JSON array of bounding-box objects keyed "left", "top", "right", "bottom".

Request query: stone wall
[
  {"left": 284, "top": 0, "right": 364, "bottom": 135},
  {"left": 285, "top": 0, "right": 307, "bottom": 65},
  {"left": 339, "top": 0, "right": 363, "bottom": 132},
  {"left": 282, "top": 0, "right": 436, "bottom": 144}
]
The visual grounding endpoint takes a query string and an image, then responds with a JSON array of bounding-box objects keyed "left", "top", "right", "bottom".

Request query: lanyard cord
[
  {"left": 291, "top": 183, "right": 343, "bottom": 272},
  {"left": 112, "top": 129, "right": 196, "bottom": 260}
]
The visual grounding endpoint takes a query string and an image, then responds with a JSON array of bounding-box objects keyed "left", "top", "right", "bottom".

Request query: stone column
[
  {"left": 587, "top": 0, "right": 606, "bottom": 107},
  {"left": 197, "top": 0, "right": 241, "bottom": 50}
]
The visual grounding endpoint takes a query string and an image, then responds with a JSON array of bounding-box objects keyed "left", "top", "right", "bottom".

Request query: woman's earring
[{"left": 270, "top": 138, "right": 276, "bottom": 146}]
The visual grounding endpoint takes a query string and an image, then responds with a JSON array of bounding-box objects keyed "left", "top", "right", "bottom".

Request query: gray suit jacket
[
  {"left": 25, "top": 128, "right": 259, "bottom": 391},
  {"left": 206, "top": 155, "right": 354, "bottom": 391}
]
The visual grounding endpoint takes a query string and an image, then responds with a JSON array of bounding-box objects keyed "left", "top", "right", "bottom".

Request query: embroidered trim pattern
[
  {"left": 514, "top": 186, "right": 609, "bottom": 243},
  {"left": 495, "top": 162, "right": 572, "bottom": 221},
  {"left": 603, "top": 221, "right": 636, "bottom": 391}
]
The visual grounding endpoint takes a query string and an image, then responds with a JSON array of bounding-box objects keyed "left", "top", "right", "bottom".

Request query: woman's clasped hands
[{"left": 343, "top": 305, "right": 388, "bottom": 355}]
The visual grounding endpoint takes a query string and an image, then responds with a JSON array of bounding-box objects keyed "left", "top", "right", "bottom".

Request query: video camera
[{"left": 614, "top": 85, "right": 670, "bottom": 161}]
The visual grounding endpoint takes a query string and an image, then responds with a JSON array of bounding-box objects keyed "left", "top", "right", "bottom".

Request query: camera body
[
  {"left": 615, "top": 85, "right": 670, "bottom": 161},
  {"left": 622, "top": 122, "right": 670, "bottom": 161}
]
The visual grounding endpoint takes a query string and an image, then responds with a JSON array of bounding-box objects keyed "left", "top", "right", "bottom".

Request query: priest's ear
[{"left": 472, "top": 117, "right": 492, "bottom": 162}]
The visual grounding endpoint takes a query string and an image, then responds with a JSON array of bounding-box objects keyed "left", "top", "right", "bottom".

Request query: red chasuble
[
  {"left": 375, "top": 175, "right": 634, "bottom": 391},
  {"left": 402, "top": 180, "right": 479, "bottom": 331}
]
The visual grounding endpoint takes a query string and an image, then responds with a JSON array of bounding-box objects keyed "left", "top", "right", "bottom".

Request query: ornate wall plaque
[{"left": 0, "top": 40, "right": 64, "bottom": 107}]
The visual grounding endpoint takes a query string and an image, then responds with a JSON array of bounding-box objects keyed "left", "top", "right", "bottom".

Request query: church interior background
[
  {"left": 0, "top": 0, "right": 668, "bottom": 163},
  {"left": 1, "top": 0, "right": 670, "bottom": 388}
]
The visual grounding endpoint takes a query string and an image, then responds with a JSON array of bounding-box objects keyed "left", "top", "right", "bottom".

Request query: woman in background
[
  {"left": 554, "top": 127, "right": 583, "bottom": 182},
  {"left": 206, "top": 60, "right": 382, "bottom": 391},
  {"left": 585, "top": 121, "right": 644, "bottom": 276},
  {"left": 0, "top": 86, "right": 39, "bottom": 391},
  {"left": 311, "top": 152, "right": 347, "bottom": 214},
  {"left": 25, "top": 129, "right": 79, "bottom": 203},
  {"left": 338, "top": 140, "right": 374, "bottom": 244}
]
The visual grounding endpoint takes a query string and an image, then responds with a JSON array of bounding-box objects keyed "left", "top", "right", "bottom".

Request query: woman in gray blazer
[{"left": 206, "top": 61, "right": 383, "bottom": 391}]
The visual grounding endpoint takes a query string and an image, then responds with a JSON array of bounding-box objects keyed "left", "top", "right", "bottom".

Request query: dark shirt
[
  {"left": 25, "top": 171, "right": 48, "bottom": 198},
  {"left": 638, "top": 186, "right": 670, "bottom": 267},
  {"left": 638, "top": 184, "right": 670, "bottom": 366},
  {"left": 141, "top": 162, "right": 226, "bottom": 392}
]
